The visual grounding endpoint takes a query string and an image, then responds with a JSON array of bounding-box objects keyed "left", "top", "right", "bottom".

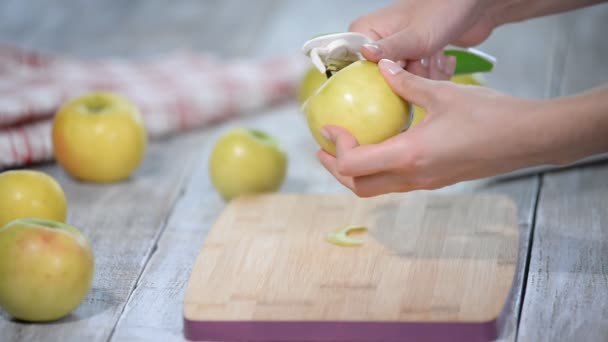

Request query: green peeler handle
[{"left": 444, "top": 48, "right": 496, "bottom": 75}]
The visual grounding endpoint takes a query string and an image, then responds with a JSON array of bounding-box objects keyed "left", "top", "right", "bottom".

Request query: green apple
[
  {"left": 52, "top": 91, "right": 147, "bottom": 183},
  {"left": 0, "top": 218, "right": 94, "bottom": 322},
  {"left": 0, "top": 170, "right": 68, "bottom": 227},
  {"left": 302, "top": 60, "right": 411, "bottom": 156},
  {"left": 297, "top": 66, "right": 327, "bottom": 105},
  {"left": 209, "top": 128, "right": 287, "bottom": 201}
]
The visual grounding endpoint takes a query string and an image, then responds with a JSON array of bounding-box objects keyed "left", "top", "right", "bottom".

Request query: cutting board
[{"left": 183, "top": 193, "right": 519, "bottom": 342}]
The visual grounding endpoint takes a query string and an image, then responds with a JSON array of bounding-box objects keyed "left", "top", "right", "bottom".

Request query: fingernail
[
  {"left": 362, "top": 43, "right": 382, "bottom": 58},
  {"left": 398, "top": 60, "right": 407, "bottom": 68},
  {"left": 420, "top": 57, "right": 429, "bottom": 67},
  {"left": 378, "top": 58, "right": 403, "bottom": 76},
  {"left": 434, "top": 54, "right": 443, "bottom": 70},
  {"left": 444, "top": 56, "right": 457, "bottom": 75},
  {"left": 321, "top": 127, "right": 332, "bottom": 141}
]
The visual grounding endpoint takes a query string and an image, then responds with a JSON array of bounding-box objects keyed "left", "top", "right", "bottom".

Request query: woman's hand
[
  {"left": 317, "top": 59, "right": 562, "bottom": 197},
  {"left": 349, "top": 0, "right": 498, "bottom": 79},
  {"left": 349, "top": 0, "right": 606, "bottom": 80}
]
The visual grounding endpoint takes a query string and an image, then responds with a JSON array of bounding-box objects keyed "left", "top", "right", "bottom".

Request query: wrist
[
  {"left": 483, "top": 0, "right": 536, "bottom": 27},
  {"left": 485, "top": 0, "right": 606, "bottom": 26},
  {"left": 531, "top": 86, "right": 608, "bottom": 166}
]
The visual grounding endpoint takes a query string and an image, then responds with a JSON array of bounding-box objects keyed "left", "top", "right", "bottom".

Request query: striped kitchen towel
[{"left": 0, "top": 46, "right": 309, "bottom": 169}]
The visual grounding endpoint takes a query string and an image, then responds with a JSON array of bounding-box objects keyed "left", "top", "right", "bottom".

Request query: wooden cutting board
[{"left": 183, "top": 193, "right": 519, "bottom": 342}]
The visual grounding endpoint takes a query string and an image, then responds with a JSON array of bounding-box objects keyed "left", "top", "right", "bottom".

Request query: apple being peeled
[
  {"left": 0, "top": 218, "right": 94, "bottom": 322},
  {"left": 209, "top": 128, "right": 287, "bottom": 201},
  {"left": 52, "top": 91, "right": 147, "bottom": 183},
  {"left": 297, "top": 66, "right": 326, "bottom": 105},
  {"left": 302, "top": 60, "right": 411, "bottom": 156},
  {"left": 411, "top": 73, "right": 484, "bottom": 127}
]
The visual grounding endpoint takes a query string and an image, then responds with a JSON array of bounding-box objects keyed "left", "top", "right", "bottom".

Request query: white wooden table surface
[{"left": 1, "top": 1, "right": 607, "bottom": 341}]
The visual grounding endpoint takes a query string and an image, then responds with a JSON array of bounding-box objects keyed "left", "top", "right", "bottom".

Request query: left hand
[{"left": 317, "top": 59, "right": 550, "bottom": 197}]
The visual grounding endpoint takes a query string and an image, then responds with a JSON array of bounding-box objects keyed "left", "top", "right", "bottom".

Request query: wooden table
[{"left": 1, "top": 1, "right": 607, "bottom": 341}]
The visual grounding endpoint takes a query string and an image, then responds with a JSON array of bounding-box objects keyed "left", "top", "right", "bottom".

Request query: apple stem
[
  {"left": 87, "top": 103, "right": 106, "bottom": 113},
  {"left": 84, "top": 96, "right": 109, "bottom": 113}
]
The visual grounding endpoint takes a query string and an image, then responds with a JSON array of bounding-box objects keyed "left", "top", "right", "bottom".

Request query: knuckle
[
  {"left": 393, "top": 142, "right": 423, "bottom": 172},
  {"left": 336, "top": 158, "right": 350, "bottom": 175},
  {"left": 411, "top": 34, "right": 431, "bottom": 57},
  {"left": 348, "top": 18, "right": 367, "bottom": 33},
  {"left": 351, "top": 186, "right": 375, "bottom": 198}
]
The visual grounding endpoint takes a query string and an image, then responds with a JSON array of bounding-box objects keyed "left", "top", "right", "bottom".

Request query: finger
[
  {"left": 405, "top": 59, "right": 430, "bottom": 79},
  {"left": 350, "top": 172, "right": 417, "bottom": 197},
  {"left": 348, "top": 18, "right": 382, "bottom": 41},
  {"left": 348, "top": 15, "right": 384, "bottom": 62},
  {"left": 325, "top": 125, "right": 359, "bottom": 158},
  {"left": 317, "top": 149, "right": 355, "bottom": 189},
  {"left": 429, "top": 52, "right": 455, "bottom": 81},
  {"left": 318, "top": 149, "right": 415, "bottom": 197},
  {"left": 378, "top": 59, "right": 436, "bottom": 107},
  {"left": 373, "top": 29, "right": 431, "bottom": 62},
  {"left": 322, "top": 125, "right": 407, "bottom": 177}
]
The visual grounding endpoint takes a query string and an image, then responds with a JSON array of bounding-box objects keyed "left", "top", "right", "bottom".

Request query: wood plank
[
  {"left": 184, "top": 193, "right": 519, "bottom": 323},
  {"left": 475, "top": 15, "right": 562, "bottom": 100},
  {"left": 518, "top": 164, "right": 608, "bottom": 341},
  {"left": 110, "top": 0, "right": 545, "bottom": 341},
  {"left": 110, "top": 106, "right": 541, "bottom": 342},
  {"left": 0, "top": 0, "right": 277, "bottom": 58},
  {"left": 0, "top": 0, "right": 279, "bottom": 341},
  {"left": 182, "top": 193, "right": 519, "bottom": 341},
  {"left": 556, "top": 4, "right": 608, "bottom": 95},
  {"left": 518, "top": 3, "right": 608, "bottom": 341},
  {"left": 0, "top": 131, "right": 205, "bottom": 341}
]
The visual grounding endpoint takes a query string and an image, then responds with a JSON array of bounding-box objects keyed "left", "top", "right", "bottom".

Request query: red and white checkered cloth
[{"left": 0, "top": 46, "right": 310, "bottom": 169}]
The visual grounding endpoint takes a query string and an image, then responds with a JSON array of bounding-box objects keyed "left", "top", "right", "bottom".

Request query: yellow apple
[
  {"left": 411, "top": 73, "right": 484, "bottom": 127},
  {"left": 0, "top": 218, "right": 94, "bottom": 321},
  {"left": 297, "top": 66, "right": 327, "bottom": 105},
  {"left": 209, "top": 128, "right": 287, "bottom": 201},
  {"left": 0, "top": 170, "right": 67, "bottom": 227},
  {"left": 302, "top": 60, "right": 411, "bottom": 156},
  {"left": 52, "top": 91, "right": 147, "bottom": 183}
]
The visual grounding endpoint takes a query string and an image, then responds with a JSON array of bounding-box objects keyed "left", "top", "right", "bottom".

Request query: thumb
[
  {"left": 362, "top": 30, "right": 430, "bottom": 62},
  {"left": 378, "top": 59, "right": 436, "bottom": 108}
]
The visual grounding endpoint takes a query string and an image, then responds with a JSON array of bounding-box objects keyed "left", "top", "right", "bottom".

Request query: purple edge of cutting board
[
  {"left": 183, "top": 319, "right": 498, "bottom": 342},
  {"left": 183, "top": 244, "right": 520, "bottom": 342},
  {"left": 183, "top": 196, "right": 522, "bottom": 342},
  {"left": 183, "top": 272, "right": 517, "bottom": 342}
]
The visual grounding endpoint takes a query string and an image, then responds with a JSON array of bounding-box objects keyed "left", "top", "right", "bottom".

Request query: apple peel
[{"left": 326, "top": 226, "right": 368, "bottom": 247}]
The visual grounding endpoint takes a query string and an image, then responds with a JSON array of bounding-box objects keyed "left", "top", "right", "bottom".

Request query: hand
[
  {"left": 349, "top": 0, "right": 498, "bottom": 79},
  {"left": 317, "top": 59, "right": 550, "bottom": 197}
]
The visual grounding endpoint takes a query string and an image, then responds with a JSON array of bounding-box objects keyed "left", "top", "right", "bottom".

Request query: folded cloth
[{"left": 0, "top": 46, "right": 310, "bottom": 169}]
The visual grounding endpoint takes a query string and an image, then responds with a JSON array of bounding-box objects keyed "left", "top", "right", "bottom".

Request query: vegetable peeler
[{"left": 302, "top": 32, "right": 496, "bottom": 77}]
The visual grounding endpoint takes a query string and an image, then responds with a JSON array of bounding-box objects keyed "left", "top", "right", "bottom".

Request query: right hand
[{"left": 349, "top": 0, "right": 499, "bottom": 79}]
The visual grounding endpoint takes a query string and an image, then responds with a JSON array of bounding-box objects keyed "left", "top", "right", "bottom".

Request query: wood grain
[
  {"left": 518, "top": 4, "right": 608, "bottom": 341},
  {"left": 0, "top": 131, "right": 205, "bottom": 341},
  {"left": 10, "top": 0, "right": 605, "bottom": 340},
  {"left": 0, "top": 0, "right": 278, "bottom": 58},
  {"left": 107, "top": 104, "right": 540, "bottom": 342},
  {"left": 518, "top": 164, "right": 608, "bottom": 341},
  {"left": 110, "top": 0, "right": 546, "bottom": 341},
  {"left": 0, "top": 0, "right": 278, "bottom": 341},
  {"left": 182, "top": 193, "right": 519, "bottom": 341}
]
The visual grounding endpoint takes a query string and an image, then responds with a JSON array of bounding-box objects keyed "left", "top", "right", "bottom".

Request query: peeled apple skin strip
[{"left": 326, "top": 226, "right": 368, "bottom": 247}]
